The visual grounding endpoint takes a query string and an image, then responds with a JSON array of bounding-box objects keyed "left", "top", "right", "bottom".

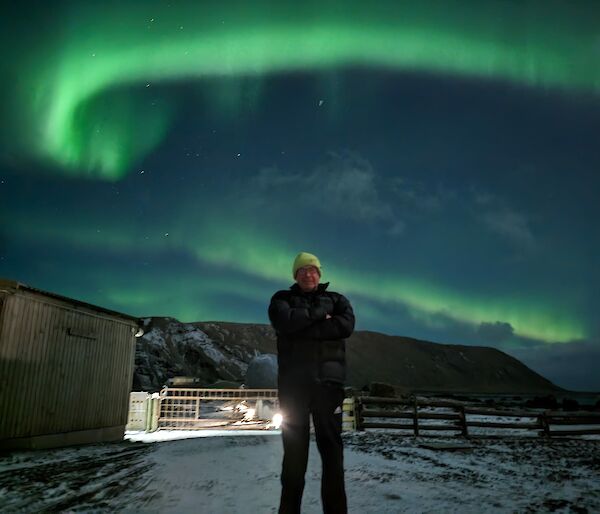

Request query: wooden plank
[
  {"left": 546, "top": 411, "right": 600, "bottom": 419},
  {"left": 362, "top": 422, "right": 416, "bottom": 430},
  {"left": 123, "top": 330, "right": 137, "bottom": 422},
  {"left": 361, "top": 410, "right": 459, "bottom": 421},
  {"left": 360, "top": 396, "right": 411, "bottom": 405},
  {"left": 417, "top": 412, "right": 461, "bottom": 421},
  {"left": 360, "top": 396, "right": 465, "bottom": 408},
  {"left": 362, "top": 409, "right": 414, "bottom": 419},
  {"left": 362, "top": 422, "right": 460, "bottom": 431},
  {"left": 97, "top": 316, "right": 112, "bottom": 427},
  {"left": 32, "top": 302, "right": 53, "bottom": 434},
  {"left": 467, "top": 421, "right": 540, "bottom": 429},
  {"left": 545, "top": 410, "right": 600, "bottom": 418},
  {"left": 0, "top": 295, "right": 11, "bottom": 435},
  {"left": 3, "top": 296, "right": 26, "bottom": 437},
  {"left": 20, "top": 296, "right": 37, "bottom": 437},
  {"left": 547, "top": 418, "right": 600, "bottom": 425},
  {"left": 28, "top": 297, "right": 49, "bottom": 436},
  {"left": 61, "top": 308, "right": 79, "bottom": 432},
  {"left": 416, "top": 425, "right": 463, "bottom": 431},
  {"left": 419, "top": 442, "right": 474, "bottom": 451},
  {"left": 110, "top": 321, "right": 126, "bottom": 425},
  {"left": 464, "top": 407, "right": 539, "bottom": 418},
  {"left": 417, "top": 399, "right": 464, "bottom": 408},
  {"left": 548, "top": 428, "right": 600, "bottom": 437},
  {"left": 96, "top": 316, "right": 112, "bottom": 427}
]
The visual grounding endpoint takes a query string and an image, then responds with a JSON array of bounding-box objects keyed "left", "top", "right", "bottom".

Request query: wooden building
[{"left": 0, "top": 279, "right": 140, "bottom": 450}]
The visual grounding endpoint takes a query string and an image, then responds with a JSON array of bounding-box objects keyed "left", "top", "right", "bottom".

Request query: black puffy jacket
[{"left": 268, "top": 282, "right": 355, "bottom": 387}]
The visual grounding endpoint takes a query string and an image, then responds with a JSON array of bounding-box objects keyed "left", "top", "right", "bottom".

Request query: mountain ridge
[{"left": 133, "top": 317, "right": 561, "bottom": 394}]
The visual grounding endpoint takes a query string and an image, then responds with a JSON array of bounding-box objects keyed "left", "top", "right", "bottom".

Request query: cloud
[
  {"left": 389, "top": 177, "right": 452, "bottom": 213},
  {"left": 468, "top": 187, "right": 536, "bottom": 250},
  {"left": 509, "top": 339, "right": 600, "bottom": 391},
  {"left": 253, "top": 152, "right": 404, "bottom": 232},
  {"left": 477, "top": 321, "right": 515, "bottom": 343},
  {"left": 254, "top": 163, "right": 539, "bottom": 250},
  {"left": 387, "top": 220, "right": 406, "bottom": 236},
  {"left": 309, "top": 152, "right": 394, "bottom": 222},
  {"left": 383, "top": 180, "right": 537, "bottom": 253},
  {"left": 481, "top": 208, "right": 536, "bottom": 249},
  {"left": 254, "top": 166, "right": 300, "bottom": 189}
]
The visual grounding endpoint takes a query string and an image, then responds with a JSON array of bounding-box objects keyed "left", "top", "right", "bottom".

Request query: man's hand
[{"left": 325, "top": 314, "right": 332, "bottom": 319}]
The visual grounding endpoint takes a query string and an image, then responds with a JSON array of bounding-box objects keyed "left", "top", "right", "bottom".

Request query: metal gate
[{"left": 158, "top": 388, "right": 279, "bottom": 430}]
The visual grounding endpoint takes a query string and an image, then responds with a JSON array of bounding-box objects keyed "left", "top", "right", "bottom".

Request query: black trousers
[{"left": 278, "top": 381, "right": 347, "bottom": 514}]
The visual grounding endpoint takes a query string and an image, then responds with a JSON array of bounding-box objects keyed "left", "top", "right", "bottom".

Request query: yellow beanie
[{"left": 292, "top": 252, "right": 322, "bottom": 278}]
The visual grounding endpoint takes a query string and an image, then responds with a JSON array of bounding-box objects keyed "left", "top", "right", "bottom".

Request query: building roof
[{"left": 0, "top": 278, "right": 140, "bottom": 325}]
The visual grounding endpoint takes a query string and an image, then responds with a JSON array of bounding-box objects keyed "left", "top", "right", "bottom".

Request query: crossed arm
[{"left": 268, "top": 293, "right": 355, "bottom": 340}]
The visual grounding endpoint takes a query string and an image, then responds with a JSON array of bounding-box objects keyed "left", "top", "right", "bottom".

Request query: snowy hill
[
  {"left": 134, "top": 318, "right": 560, "bottom": 394},
  {"left": 133, "top": 317, "right": 258, "bottom": 390}
]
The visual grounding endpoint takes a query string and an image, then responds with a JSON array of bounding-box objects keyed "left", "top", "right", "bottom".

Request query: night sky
[{"left": 1, "top": 1, "right": 599, "bottom": 391}]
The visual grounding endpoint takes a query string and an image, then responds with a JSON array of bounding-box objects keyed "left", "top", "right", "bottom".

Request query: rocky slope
[
  {"left": 132, "top": 318, "right": 258, "bottom": 390},
  {"left": 133, "top": 318, "right": 560, "bottom": 394}
]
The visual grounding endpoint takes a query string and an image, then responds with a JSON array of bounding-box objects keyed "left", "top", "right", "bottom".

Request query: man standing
[{"left": 269, "top": 252, "right": 355, "bottom": 514}]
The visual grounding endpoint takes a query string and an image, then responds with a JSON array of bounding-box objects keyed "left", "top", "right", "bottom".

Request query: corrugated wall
[{"left": 0, "top": 290, "right": 137, "bottom": 440}]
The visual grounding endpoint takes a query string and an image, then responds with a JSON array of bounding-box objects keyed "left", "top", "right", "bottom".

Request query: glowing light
[{"left": 272, "top": 413, "right": 283, "bottom": 429}]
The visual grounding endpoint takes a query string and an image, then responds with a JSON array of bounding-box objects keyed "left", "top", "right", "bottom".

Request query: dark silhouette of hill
[
  {"left": 133, "top": 317, "right": 560, "bottom": 393},
  {"left": 195, "top": 321, "right": 561, "bottom": 394}
]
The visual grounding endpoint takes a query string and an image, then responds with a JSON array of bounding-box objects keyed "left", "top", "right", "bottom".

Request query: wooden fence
[{"left": 355, "top": 396, "right": 600, "bottom": 437}]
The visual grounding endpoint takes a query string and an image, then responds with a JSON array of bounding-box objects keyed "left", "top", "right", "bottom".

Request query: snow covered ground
[{"left": 1, "top": 430, "right": 599, "bottom": 513}]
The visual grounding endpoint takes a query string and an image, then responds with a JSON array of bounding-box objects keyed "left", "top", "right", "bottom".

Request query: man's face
[{"left": 295, "top": 265, "right": 320, "bottom": 292}]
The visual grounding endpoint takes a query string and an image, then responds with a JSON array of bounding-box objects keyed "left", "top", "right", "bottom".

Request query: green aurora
[
  {"left": 5, "top": 200, "right": 587, "bottom": 344},
  {"left": 6, "top": 0, "right": 600, "bottom": 178},
  {"left": 2, "top": 1, "right": 599, "bottom": 390}
]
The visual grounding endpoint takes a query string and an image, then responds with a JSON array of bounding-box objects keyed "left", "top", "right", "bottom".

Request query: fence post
[
  {"left": 126, "top": 392, "right": 150, "bottom": 431},
  {"left": 458, "top": 405, "right": 468, "bottom": 438},
  {"left": 538, "top": 412, "right": 551, "bottom": 438},
  {"left": 412, "top": 397, "right": 419, "bottom": 437},
  {"left": 147, "top": 392, "right": 161, "bottom": 432},
  {"left": 144, "top": 395, "right": 151, "bottom": 432},
  {"left": 146, "top": 393, "right": 153, "bottom": 432},
  {"left": 356, "top": 397, "right": 364, "bottom": 431},
  {"left": 342, "top": 397, "right": 356, "bottom": 431}
]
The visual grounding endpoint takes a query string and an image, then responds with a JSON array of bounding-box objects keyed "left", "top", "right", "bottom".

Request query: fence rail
[
  {"left": 160, "top": 388, "right": 279, "bottom": 400},
  {"left": 356, "top": 396, "right": 600, "bottom": 438},
  {"left": 127, "top": 392, "right": 600, "bottom": 437},
  {"left": 128, "top": 389, "right": 360, "bottom": 432}
]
